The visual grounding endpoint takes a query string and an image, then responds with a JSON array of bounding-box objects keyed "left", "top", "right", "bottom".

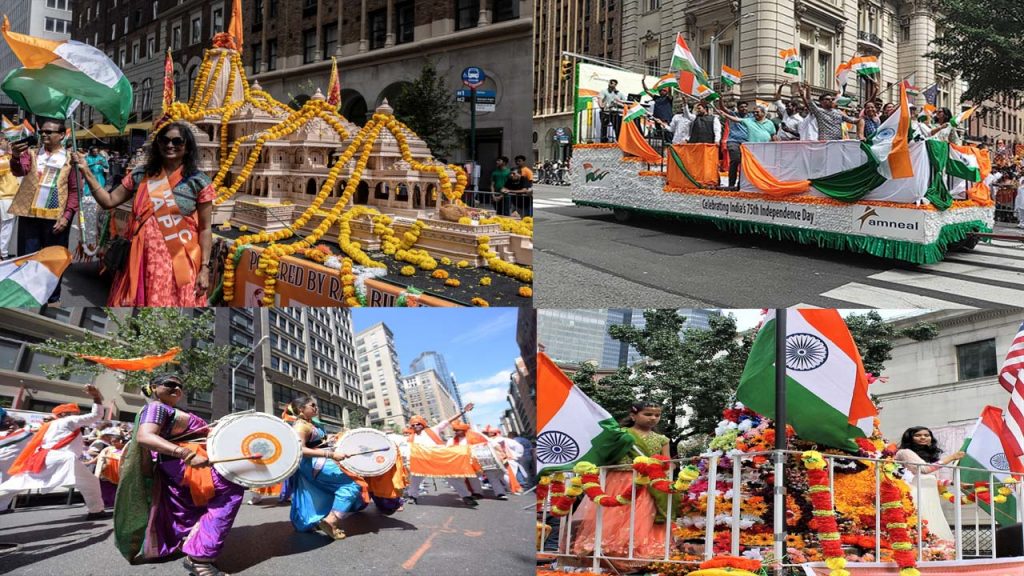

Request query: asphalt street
[
  {"left": 0, "top": 487, "right": 533, "bottom": 575},
  {"left": 533, "top": 184, "right": 1024, "bottom": 309}
]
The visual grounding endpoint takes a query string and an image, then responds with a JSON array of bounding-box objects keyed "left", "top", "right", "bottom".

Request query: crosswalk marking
[
  {"left": 865, "top": 270, "right": 1024, "bottom": 305},
  {"left": 820, "top": 282, "right": 976, "bottom": 309},
  {"left": 919, "top": 260, "right": 1024, "bottom": 286},
  {"left": 533, "top": 197, "right": 575, "bottom": 210},
  {"left": 973, "top": 243, "right": 1024, "bottom": 258}
]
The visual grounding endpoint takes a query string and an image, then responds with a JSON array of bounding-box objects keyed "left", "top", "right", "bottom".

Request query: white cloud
[
  {"left": 458, "top": 370, "right": 511, "bottom": 392},
  {"left": 462, "top": 386, "right": 507, "bottom": 405}
]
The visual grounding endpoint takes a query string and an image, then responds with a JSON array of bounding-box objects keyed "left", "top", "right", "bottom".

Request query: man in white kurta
[
  {"left": 447, "top": 422, "right": 507, "bottom": 500},
  {"left": 405, "top": 402, "right": 477, "bottom": 506},
  {"left": 485, "top": 427, "right": 524, "bottom": 494},
  {"left": 0, "top": 386, "right": 106, "bottom": 518},
  {"left": 0, "top": 408, "right": 31, "bottom": 511}
]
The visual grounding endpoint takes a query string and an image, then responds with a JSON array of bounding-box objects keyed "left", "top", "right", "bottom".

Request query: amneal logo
[
  {"left": 583, "top": 162, "right": 610, "bottom": 182},
  {"left": 857, "top": 206, "right": 919, "bottom": 231}
]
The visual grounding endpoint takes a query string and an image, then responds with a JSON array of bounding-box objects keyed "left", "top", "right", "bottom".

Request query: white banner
[{"left": 850, "top": 205, "right": 927, "bottom": 241}]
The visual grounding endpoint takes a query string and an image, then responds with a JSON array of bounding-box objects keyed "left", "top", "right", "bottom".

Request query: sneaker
[
  {"left": 85, "top": 510, "right": 112, "bottom": 520},
  {"left": 462, "top": 496, "right": 479, "bottom": 506},
  {"left": 496, "top": 494, "right": 509, "bottom": 501},
  {"left": 407, "top": 496, "right": 418, "bottom": 505},
  {"left": 470, "top": 493, "right": 484, "bottom": 500}
]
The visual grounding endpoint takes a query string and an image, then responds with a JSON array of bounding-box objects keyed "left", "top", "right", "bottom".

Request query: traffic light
[{"left": 560, "top": 59, "right": 573, "bottom": 82}]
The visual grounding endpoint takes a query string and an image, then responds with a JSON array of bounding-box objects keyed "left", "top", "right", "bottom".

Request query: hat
[
  {"left": 52, "top": 403, "right": 81, "bottom": 416},
  {"left": 100, "top": 427, "right": 122, "bottom": 438},
  {"left": 451, "top": 420, "right": 470, "bottom": 432},
  {"left": 409, "top": 416, "right": 428, "bottom": 427}
]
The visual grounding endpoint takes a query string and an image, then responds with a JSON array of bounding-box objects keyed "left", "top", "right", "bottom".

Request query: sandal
[
  {"left": 318, "top": 518, "right": 346, "bottom": 540},
  {"left": 183, "top": 558, "right": 230, "bottom": 576}
]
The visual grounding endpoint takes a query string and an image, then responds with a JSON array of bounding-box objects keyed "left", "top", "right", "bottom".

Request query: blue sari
[{"left": 289, "top": 422, "right": 366, "bottom": 532}]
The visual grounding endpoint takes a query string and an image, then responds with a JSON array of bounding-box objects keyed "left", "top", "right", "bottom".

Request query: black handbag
[{"left": 102, "top": 211, "right": 151, "bottom": 273}]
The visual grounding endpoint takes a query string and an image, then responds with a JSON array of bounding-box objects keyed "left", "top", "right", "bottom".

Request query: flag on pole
[
  {"left": 652, "top": 73, "right": 679, "bottom": 92},
  {"left": 922, "top": 83, "right": 939, "bottom": 106},
  {"left": 951, "top": 105, "right": 978, "bottom": 128},
  {"left": 959, "top": 406, "right": 1024, "bottom": 526},
  {"left": 849, "top": 55, "right": 881, "bottom": 76},
  {"left": 621, "top": 101, "right": 646, "bottom": 123},
  {"left": 228, "top": 0, "right": 243, "bottom": 49},
  {"left": 1000, "top": 321, "right": 1024, "bottom": 459},
  {"left": 720, "top": 65, "right": 742, "bottom": 87},
  {"left": 948, "top": 144, "right": 981, "bottom": 181},
  {"left": 736, "top": 309, "right": 878, "bottom": 451},
  {"left": 871, "top": 83, "right": 914, "bottom": 180},
  {"left": 536, "top": 352, "right": 633, "bottom": 475},
  {"left": 779, "top": 48, "right": 801, "bottom": 75},
  {"left": 0, "top": 246, "right": 71, "bottom": 307},
  {"left": 326, "top": 57, "right": 341, "bottom": 106},
  {"left": 899, "top": 72, "right": 919, "bottom": 95},
  {"left": 671, "top": 32, "right": 711, "bottom": 94},
  {"left": 1, "top": 15, "right": 132, "bottom": 130},
  {"left": 835, "top": 60, "right": 851, "bottom": 94},
  {"left": 1, "top": 114, "right": 23, "bottom": 140}
]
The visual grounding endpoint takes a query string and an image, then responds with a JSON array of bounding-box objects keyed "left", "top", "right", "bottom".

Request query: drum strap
[{"left": 179, "top": 442, "right": 216, "bottom": 507}]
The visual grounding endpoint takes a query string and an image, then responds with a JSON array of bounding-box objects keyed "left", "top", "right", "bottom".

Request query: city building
[
  {"left": 0, "top": 308, "right": 146, "bottom": 419},
  {"left": 409, "top": 351, "right": 461, "bottom": 409},
  {"left": 402, "top": 369, "right": 458, "bottom": 426},
  {"left": 537, "top": 308, "right": 720, "bottom": 369},
  {"left": 963, "top": 94, "right": 1023, "bottom": 148},
  {"left": 354, "top": 322, "right": 410, "bottom": 431},
  {"left": 0, "top": 0, "right": 75, "bottom": 117},
  {"left": 532, "top": 0, "right": 621, "bottom": 161},
  {"left": 506, "top": 355, "right": 534, "bottom": 436},
  {"left": 874, "top": 309, "right": 1024, "bottom": 453}
]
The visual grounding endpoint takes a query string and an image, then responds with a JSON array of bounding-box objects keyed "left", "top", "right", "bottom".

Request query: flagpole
[{"left": 773, "top": 308, "right": 787, "bottom": 576}]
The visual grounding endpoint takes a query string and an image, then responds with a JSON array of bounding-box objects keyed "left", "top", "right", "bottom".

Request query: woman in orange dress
[{"left": 74, "top": 121, "right": 213, "bottom": 306}]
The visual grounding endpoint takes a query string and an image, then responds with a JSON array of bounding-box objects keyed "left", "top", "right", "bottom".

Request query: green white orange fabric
[
  {"left": 652, "top": 73, "right": 679, "bottom": 92},
  {"left": 0, "top": 246, "right": 71, "bottom": 307},
  {"left": 952, "top": 105, "right": 978, "bottom": 128},
  {"left": 720, "top": 65, "right": 742, "bottom": 87},
  {"left": 671, "top": 33, "right": 711, "bottom": 96},
  {"left": 835, "top": 61, "right": 851, "bottom": 93},
  {"left": 849, "top": 55, "right": 880, "bottom": 76},
  {"left": 959, "top": 406, "right": 1022, "bottom": 526},
  {"left": 948, "top": 144, "right": 981, "bottom": 182},
  {"left": 737, "top": 309, "right": 878, "bottom": 451},
  {"left": 779, "top": 48, "right": 801, "bottom": 75},
  {"left": 870, "top": 83, "right": 914, "bottom": 180},
  {"left": 536, "top": 352, "right": 633, "bottom": 475},
  {"left": 1, "top": 16, "right": 132, "bottom": 130}
]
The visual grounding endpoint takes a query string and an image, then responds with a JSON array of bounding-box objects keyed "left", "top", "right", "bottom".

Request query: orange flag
[
  {"left": 79, "top": 347, "right": 181, "bottom": 372},
  {"left": 617, "top": 118, "right": 662, "bottom": 164},
  {"left": 228, "top": 0, "right": 243, "bottom": 50}
]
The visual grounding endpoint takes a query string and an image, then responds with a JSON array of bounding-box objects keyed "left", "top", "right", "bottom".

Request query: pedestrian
[
  {"left": 83, "top": 146, "right": 108, "bottom": 196},
  {"left": 723, "top": 100, "right": 749, "bottom": 189},
  {"left": 88, "top": 427, "right": 125, "bottom": 508},
  {"left": 0, "top": 409, "right": 31, "bottom": 513},
  {"left": 642, "top": 77, "right": 674, "bottom": 126},
  {"left": 686, "top": 102, "right": 722, "bottom": 145},
  {"left": 598, "top": 79, "right": 625, "bottom": 143},
  {"left": 514, "top": 154, "right": 533, "bottom": 183},
  {"left": 115, "top": 374, "right": 244, "bottom": 574},
  {"left": 501, "top": 167, "right": 533, "bottom": 217},
  {"left": 8, "top": 117, "right": 83, "bottom": 303},
  {"left": 880, "top": 102, "right": 896, "bottom": 123},
  {"left": 509, "top": 433, "right": 534, "bottom": 488},
  {"left": 79, "top": 122, "right": 214, "bottom": 306},
  {"left": 482, "top": 426, "right": 523, "bottom": 495},
  {"left": 800, "top": 85, "right": 864, "bottom": 141},
  {"left": 404, "top": 403, "right": 478, "bottom": 507},
  {"left": 0, "top": 385, "right": 107, "bottom": 520},
  {"left": 0, "top": 136, "right": 20, "bottom": 259},
  {"left": 894, "top": 426, "right": 962, "bottom": 542},
  {"left": 1015, "top": 177, "right": 1024, "bottom": 228},
  {"left": 489, "top": 155, "right": 511, "bottom": 212}
]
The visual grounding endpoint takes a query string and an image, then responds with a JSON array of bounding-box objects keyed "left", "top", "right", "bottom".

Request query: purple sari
[{"left": 140, "top": 402, "right": 244, "bottom": 561}]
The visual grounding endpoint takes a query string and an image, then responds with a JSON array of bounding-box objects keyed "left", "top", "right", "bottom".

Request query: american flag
[{"left": 1000, "top": 321, "right": 1024, "bottom": 457}]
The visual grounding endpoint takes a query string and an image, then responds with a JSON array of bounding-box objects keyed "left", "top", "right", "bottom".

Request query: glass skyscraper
[{"left": 409, "top": 351, "right": 462, "bottom": 410}]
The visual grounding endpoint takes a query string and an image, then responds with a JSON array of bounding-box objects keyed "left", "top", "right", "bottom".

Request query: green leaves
[
  {"left": 32, "top": 308, "right": 245, "bottom": 393},
  {"left": 392, "top": 61, "right": 466, "bottom": 159}
]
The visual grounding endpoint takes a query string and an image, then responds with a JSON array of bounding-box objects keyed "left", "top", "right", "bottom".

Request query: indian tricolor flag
[
  {"left": 737, "top": 310, "right": 878, "bottom": 451},
  {"left": 652, "top": 73, "right": 679, "bottom": 92},
  {"left": 951, "top": 105, "right": 978, "bottom": 128},
  {"left": 537, "top": 352, "right": 633, "bottom": 475},
  {"left": 0, "top": 246, "right": 71, "bottom": 307},
  {"left": 959, "top": 406, "right": 1024, "bottom": 526},
  {"left": 779, "top": 48, "right": 801, "bottom": 75},
  {"left": 948, "top": 144, "right": 982, "bottom": 182},
  {"left": 621, "top": 101, "right": 647, "bottom": 123},
  {"left": 835, "top": 60, "right": 852, "bottom": 93},
  {"left": 871, "top": 83, "right": 914, "bottom": 180},
  {"left": 1, "top": 15, "right": 132, "bottom": 130},
  {"left": 671, "top": 33, "right": 710, "bottom": 95},
  {"left": 720, "top": 65, "right": 742, "bottom": 87},
  {"left": 850, "top": 55, "right": 881, "bottom": 76}
]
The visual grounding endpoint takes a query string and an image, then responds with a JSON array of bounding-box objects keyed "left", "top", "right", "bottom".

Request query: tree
[
  {"left": 844, "top": 311, "right": 938, "bottom": 376},
  {"left": 926, "top": 0, "right": 1024, "bottom": 103},
  {"left": 392, "top": 61, "right": 465, "bottom": 158},
  {"left": 33, "top": 308, "right": 244, "bottom": 393}
]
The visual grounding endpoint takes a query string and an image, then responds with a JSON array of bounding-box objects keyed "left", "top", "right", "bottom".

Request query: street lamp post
[
  {"left": 709, "top": 13, "right": 754, "bottom": 90},
  {"left": 231, "top": 335, "right": 269, "bottom": 412}
]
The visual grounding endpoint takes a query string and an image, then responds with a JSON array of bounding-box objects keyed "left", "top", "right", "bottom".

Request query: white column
[
  {"left": 336, "top": 0, "right": 343, "bottom": 56},
  {"left": 359, "top": 0, "right": 368, "bottom": 53},
  {"left": 315, "top": 0, "right": 323, "bottom": 61},
  {"left": 385, "top": 0, "right": 395, "bottom": 47}
]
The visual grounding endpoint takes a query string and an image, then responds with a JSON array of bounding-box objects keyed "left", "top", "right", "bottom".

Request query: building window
[
  {"left": 901, "top": 25, "right": 910, "bottom": 42},
  {"left": 455, "top": 0, "right": 479, "bottom": 31},
  {"left": 369, "top": 9, "right": 386, "bottom": 50},
  {"left": 141, "top": 79, "right": 152, "bottom": 117},
  {"left": 124, "top": 16, "right": 129, "bottom": 35},
  {"left": 0, "top": 337, "right": 22, "bottom": 372},
  {"left": 27, "top": 351, "right": 63, "bottom": 378},
  {"left": 303, "top": 29, "right": 317, "bottom": 63},
  {"left": 395, "top": 2, "right": 414, "bottom": 44},
  {"left": 172, "top": 24, "right": 182, "bottom": 50},
  {"left": 135, "top": 9, "right": 142, "bottom": 26},
  {"left": 147, "top": 35, "right": 157, "bottom": 58},
  {"left": 253, "top": 0, "right": 264, "bottom": 27},
  {"left": 267, "top": 39, "right": 277, "bottom": 71},
  {"left": 153, "top": 1, "right": 159, "bottom": 19},
  {"left": 817, "top": 52, "right": 832, "bottom": 90},
  {"left": 131, "top": 41, "right": 140, "bottom": 63},
  {"left": 303, "top": 0, "right": 317, "bottom": 17},
  {"left": 269, "top": 0, "right": 278, "bottom": 18},
  {"left": 213, "top": 6, "right": 225, "bottom": 34},
  {"left": 956, "top": 339, "right": 997, "bottom": 381},
  {"left": 191, "top": 16, "right": 202, "bottom": 45},
  {"left": 251, "top": 43, "right": 262, "bottom": 73},
  {"left": 119, "top": 48, "right": 127, "bottom": 68},
  {"left": 492, "top": 0, "right": 518, "bottom": 22},
  {"left": 44, "top": 18, "right": 71, "bottom": 34},
  {"left": 46, "top": 0, "right": 69, "bottom": 9}
]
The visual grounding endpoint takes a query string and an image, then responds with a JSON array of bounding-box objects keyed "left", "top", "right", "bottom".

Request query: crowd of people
[
  {"left": 0, "top": 378, "right": 534, "bottom": 576},
  {"left": 486, "top": 154, "right": 534, "bottom": 217}
]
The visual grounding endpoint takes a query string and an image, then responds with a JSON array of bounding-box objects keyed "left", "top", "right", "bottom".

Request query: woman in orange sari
[{"left": 74, "top": 122, "right": 213, "bottom": 306}]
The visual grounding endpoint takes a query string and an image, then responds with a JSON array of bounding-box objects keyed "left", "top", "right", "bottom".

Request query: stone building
[
  {"left": 354, "top": 322, "right": 411, "bottom": 431},
  {"left": 963, "top": 93, "right": 1024, "bottom": 149},
  {"left": 402, "top": 368, "right": 458, "bottom": 426}
]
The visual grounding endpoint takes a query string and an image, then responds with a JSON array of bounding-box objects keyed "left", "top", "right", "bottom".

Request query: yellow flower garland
[{"left": 476, "top": 236, "right": 532, "bottom": 283}]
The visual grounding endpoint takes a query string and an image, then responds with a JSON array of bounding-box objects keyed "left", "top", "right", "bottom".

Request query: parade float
[
  {"left": 151, "top": 34, "right": 532, "bottom": 307},
  {"left": 570, "top": 63, "right": 995, "bottom": 266}
]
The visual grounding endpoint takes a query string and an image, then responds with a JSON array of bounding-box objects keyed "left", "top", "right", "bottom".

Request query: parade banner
[
  {"left": 408, "top": 444, "right": 477, "bottom": 478},
  {"left": 228, "top": 246, "right": 455, "bottom": 307}
]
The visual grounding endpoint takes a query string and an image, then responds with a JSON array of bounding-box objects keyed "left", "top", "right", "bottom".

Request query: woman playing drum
[
  {"left": 114, "top": 374, "right": 244, "bottom": 576},
  {"left": 287, "top": 395, "right": 364, "bottom": 540}
]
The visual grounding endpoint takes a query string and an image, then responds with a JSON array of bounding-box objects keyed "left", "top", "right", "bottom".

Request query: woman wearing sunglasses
[{"left": 74, "top": 121, "right": 213, "bottom": 306}]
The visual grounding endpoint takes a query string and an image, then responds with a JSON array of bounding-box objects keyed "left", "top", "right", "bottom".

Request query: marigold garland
[
  {"left": 880, "top": 462, "right": 920, "bottom": 576},
  {"left": 801, "top": 450, "right": 848, "bottom": 576},
  {"left": 572, "top": 461, "right": 631, "bottom": 507}
]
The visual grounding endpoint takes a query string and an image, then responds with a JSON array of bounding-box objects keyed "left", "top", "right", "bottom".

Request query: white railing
[{"left": 536, "top": 450, "right": 1024, "bottom": 572}]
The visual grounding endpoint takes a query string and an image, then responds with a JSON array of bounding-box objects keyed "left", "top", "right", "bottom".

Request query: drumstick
[
  {"left": 346, "top": 447, "right": 391, "bottom": 457},
  {"left": 207, "top": 453, "right": 264, "bottom": 465}
]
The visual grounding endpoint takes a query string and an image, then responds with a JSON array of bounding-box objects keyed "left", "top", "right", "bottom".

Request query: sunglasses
[
  {"left": 159, "top": 136, "right": 185, "bottom": 147},
  {"left": 39, "top": 130, "right": 62, "bottom": 136}
]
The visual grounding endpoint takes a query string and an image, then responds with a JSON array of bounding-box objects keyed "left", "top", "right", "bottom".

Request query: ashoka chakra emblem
[
  {"left": 990, "top": 452, "right": 1010, "bottom": 472},
  {"left": 785, "top": 333, "right": 829, "bottom": 371},
  {"left": 537, "top": 431, "right": 579, "bottom": 464}
]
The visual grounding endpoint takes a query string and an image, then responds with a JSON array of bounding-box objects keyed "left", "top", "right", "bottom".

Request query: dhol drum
[
  {"left": 206, "top": 411, "right": 302, "bottom": 488},
  {"left": 335, "top": 428, "right": 398, "bottom": 477},
  {"left": 387, "top": 433, "right": 411, "bottom": 471},
  {"left": 471, "top": 443, "right": 503, "bottom": 471}
]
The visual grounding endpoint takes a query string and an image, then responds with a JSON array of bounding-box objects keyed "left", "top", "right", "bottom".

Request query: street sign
[
  {"left": 456, "top": 89, "right": 496, "bottom": 104},
  {"left": 554, "top": 127, "right": 570, "bottom": 144},
  {"left": 475, "top": 103, "right": 495, "bottom": 112},
  {"left": 462, "top": 66, "right": 485, "bottom": 89}
]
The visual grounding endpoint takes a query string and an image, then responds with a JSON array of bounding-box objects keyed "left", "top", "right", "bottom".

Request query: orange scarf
[
  {"left": 179, "top": 442, "right": 216, "bottom": 507},
  {"left": 7, "top": 421, "right": 81, "bottom": 476},
  {"left": 407, "top": 427, "right": 443, "bottom": 446},
  {"left": 144, "top": 168, "right": 200, "bottom": 288}
]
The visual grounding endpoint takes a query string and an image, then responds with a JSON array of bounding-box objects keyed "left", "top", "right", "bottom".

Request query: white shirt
[
  {"left": 43, "top": 403, "right": 102, "bottom": 456},
  {"left": 409, "top": 419, "right": 451, "bottom": 446},
  {"left": 775, "top": 100, "right": 803, "bottom": 141},
  {"left": 667, "top": 104, "right": 696, "bottom": 144},
  {"left": 798, "top": 114, "right": 819, "bottom": 141}
]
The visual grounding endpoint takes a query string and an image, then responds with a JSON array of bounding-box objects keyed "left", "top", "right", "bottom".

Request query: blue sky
[{"left": 352, "top": 308, "right": 521, "bottom": 430}]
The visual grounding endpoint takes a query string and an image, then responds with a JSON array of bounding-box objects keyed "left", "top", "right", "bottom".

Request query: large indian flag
[
  {"left": 737, "top": 310, "right": 878, "bottom": 451},
  {"left": 0, "top": 246, "right": 71, "bottom": 307},
  {"left": 960, "top": 406, "right": 1024, "bottom": 526},
  {"left": 948, "top": 144, "right": 981, "bottom": 182},
  {"left": 671, "top": 33, "right": 710, "bottom": 96},
  {"left": 850, "top": 55, "right": 881, "bottom": 76},
  {"left": 536, "top": 352, "right": 633, "bottom": 475},
  {"left": 1, "top": 15, "right": 132, "bottom": 130},
  {"left": 870, "top": 83, "right": 914, "bottom": 180}
]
